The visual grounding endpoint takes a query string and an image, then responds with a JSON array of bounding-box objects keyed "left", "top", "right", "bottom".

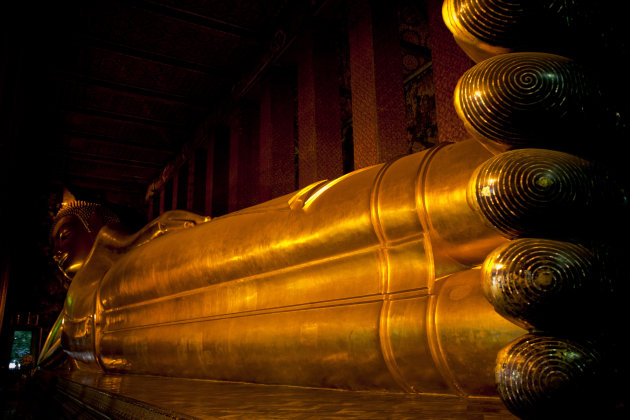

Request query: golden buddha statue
[
  {"left": 39, "top": 2, "right": 625, "bottom": 418},
  {"left": 41, "top": 139, "right": 621, "bottom": 418}
]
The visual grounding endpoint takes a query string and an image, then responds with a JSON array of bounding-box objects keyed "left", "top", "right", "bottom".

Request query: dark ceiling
[
  {"left": 3, "top": 0, "right": 329, "bottom": 328},
  {"left": 5, "top": 0, "right": 315, "bottom": 211}
]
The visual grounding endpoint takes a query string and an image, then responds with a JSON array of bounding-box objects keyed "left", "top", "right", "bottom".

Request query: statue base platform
[{"left": 38, "top": 369, "right": 517, "bottom": 419}]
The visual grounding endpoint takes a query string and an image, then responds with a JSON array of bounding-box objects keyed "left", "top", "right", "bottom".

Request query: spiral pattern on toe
[
  {"left": 496, "top": 334, "right": 603, "bottom": 419},
  {"left": 443, "top": 0, "right": 529, "bottom": 47},
  {"left": 469, "top": 149, "right": 592, "bottom": 238},
  {"left": 482, "top": 239, "right": 597, "bottom": 330},
  {"left": 443, "top": 0, "right": 586, "bottom": 54},
  {"left": 455, "top": 53, "right": 593, "bottom": 150}
]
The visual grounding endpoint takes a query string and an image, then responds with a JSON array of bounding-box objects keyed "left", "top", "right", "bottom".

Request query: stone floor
[
  {"left": 2, "top": 369, "right": 522, "bottom": 419},
  {"left": 4, "top": 368, "right": 628, "bottom": 419}
]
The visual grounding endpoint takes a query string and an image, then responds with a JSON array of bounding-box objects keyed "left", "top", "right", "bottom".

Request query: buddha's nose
[{"left": 53, "top": 250, "right": 65, "bottom": 264}]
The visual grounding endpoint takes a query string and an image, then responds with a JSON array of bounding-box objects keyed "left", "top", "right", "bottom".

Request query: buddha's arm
[{"left": 97, "top": 209, "right": 211, "bottom": 253}]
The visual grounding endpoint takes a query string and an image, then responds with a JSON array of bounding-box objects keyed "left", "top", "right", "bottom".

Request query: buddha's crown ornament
[{"left": 52, "top": 189, "right": 119, "bottom": 233}]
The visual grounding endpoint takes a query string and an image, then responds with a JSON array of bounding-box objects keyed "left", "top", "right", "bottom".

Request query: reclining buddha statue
[{"left": 39, "top": 1, "right": 626, "bottom": 418}]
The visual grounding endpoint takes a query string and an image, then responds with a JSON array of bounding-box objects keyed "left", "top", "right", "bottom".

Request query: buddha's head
[{"left": 51, "top": 201, "right": 119, "bottom": 279}]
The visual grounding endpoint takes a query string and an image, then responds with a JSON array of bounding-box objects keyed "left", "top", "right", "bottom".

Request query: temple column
[
  {"left": 211, "top": 126, "right": 230, "bottom": 217},
  {"left": 171, "top": 171, "right": 179, "bottom": 210},
  {"left": 163, "top": 179, "right": 173, "bottom": 212},
  {"left": 203, "top": 143, "right": 213, "bottom": 215},
  {"left": 259, "top": 69, "right": 297, "bottom": 201},
  {"left": 186, "top": 157, "right": 195, "bottom": 211},
  {"left": 159, "top": 186, "right": 165, "bottom": 215},
  {"left": 228, "top": 113, "right": 241, "bottom": 213},
  {"left": 228, "top": 106, "right": 259, "bottom": 212},
  {"left": 189, "top": 145, "right": 213, "bottom": 215},
  {"left": 174, "top": 164, "right": 188, "bottom": 210},
  {"left": 348, "top": 0, "right": 408, "bottom": 169},
  {"left": 297, "top": 23, "right": 344, "bottom": 188},
  {"left": 151, "top": 193, "right": 160, "bottom": 219},
  {"left": 426, "top": 0, "right": 473, "bottom": 143},
  {"left": 146, "top": 199, "right": 153, "bottom": 221}
]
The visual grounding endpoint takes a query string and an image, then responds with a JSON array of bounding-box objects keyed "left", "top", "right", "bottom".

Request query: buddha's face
[{"left": 51, "top": 214, "right": 96, "bottom": 279}]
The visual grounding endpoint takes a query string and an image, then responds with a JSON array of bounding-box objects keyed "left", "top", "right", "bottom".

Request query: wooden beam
[
  {"left": 73, "top": 34, "right": 233, "bottom": 76},
  {"left": 53, "top": 71, "right": 215, "bottom": 107},
  {"left": 51, "top": 149, "right": 164, "bottom": 169},
  {"left": 57, "top": 173, "right": 148, "bottom": 192},
  {"left": 60, "top": 105, "right": 190, "bottom": 130},
  {"left": 130, "top": 0, "right": 259, "bottom": 38},
  {"left": 60, "top": 133, "right": 176, "bottom": 154}
]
